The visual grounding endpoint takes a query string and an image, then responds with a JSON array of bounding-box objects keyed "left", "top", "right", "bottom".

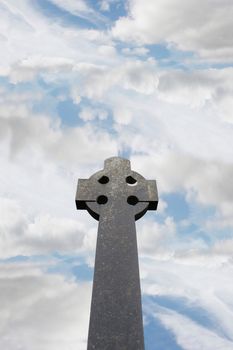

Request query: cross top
[{"left": 76, "top": 157, "right": 158, "bottom": 221}]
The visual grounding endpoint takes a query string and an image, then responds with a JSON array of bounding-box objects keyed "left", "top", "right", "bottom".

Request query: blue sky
[{"left": 0, "top": 0, "right": 233, "bottom": 349}]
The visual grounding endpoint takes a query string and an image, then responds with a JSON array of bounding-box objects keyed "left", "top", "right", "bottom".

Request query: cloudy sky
[{"left": 0, "top": 0, "right": 233, "bottom": 349}]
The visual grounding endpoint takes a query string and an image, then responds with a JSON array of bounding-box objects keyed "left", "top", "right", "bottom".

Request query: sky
[{"left": 0, "top": 0, "right": 233, "bottom": 349}]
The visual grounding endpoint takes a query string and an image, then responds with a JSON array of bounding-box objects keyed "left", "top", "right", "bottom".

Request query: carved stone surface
[{"left": 76, "top": 157, "right": 158, "bottom": 350}]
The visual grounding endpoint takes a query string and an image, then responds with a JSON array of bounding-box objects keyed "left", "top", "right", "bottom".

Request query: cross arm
[
  {"left": 147, "top": 180, "right": 158, "bottom": 210},
  {"left": 75, "top": 178, "right": 101, "bottom": 210}
]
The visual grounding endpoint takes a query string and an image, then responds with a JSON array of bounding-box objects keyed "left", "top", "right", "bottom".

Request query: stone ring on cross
[{"left": 76, "top": 157, "right": 158, "bottom": 221}]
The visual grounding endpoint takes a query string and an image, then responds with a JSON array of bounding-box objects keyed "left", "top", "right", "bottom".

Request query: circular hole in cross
[
  {"left": 97, "top": 195, "right": 108, "bottom": 205},
  {"left": 98, "top": 176, "right": 109, "bottom": 184},
  {"left": 126, "top": 176, "right": 137, "bottom": 185},
  {"left": 127, "top": 196, "right": 139, "bottom": 206},
  {"left": 98, "top": 175, "right": 109, "bottom": 184}
]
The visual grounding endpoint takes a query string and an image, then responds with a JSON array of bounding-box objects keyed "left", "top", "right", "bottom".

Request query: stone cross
[{"left": 76, "top": 157, "right": 158, "bottom": 350}]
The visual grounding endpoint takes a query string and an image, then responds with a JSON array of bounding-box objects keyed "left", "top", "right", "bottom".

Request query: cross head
[{"left": 76, "top": 157, "right": 158, "bottom": 220}]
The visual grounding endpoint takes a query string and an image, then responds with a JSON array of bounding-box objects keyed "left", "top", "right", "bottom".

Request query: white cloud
[
  {"left": 0, "top": 1, "right": 111, "bottom": 74},
  {"left": 9, "top": 56, "right": 74, "bottom": 83},
  {"left": 113, "top": 105, "right": 133, "bottom": 125},
  {"left": 0, "top": 197, "right": 97, "bottom": 258},
  {"left": 0, "top": 101, "right": 117, "bottom": 167},
  {"left": 79, "top": 107, "right": 108, "bottom": 121},
  {"left": 158, "top": 69, "right": 214, "bottom": 108},
  {"left": 0, "top": 99, "right": 115, "bottom": 258},
  {"left": 0, "top": 262, "right": 91, "bottom": 350},
  {"left": 112, "top": 0, "right": 233, "bottom": 62},
  {"left": 157, "top": 309, "right": 233, "bottom": 350},
  {"left": 99, "top": 0, "right": 111, "bottom": 12},
  {"left": 97, "top": 44, "right": 117, "bottom": 57},
  {"left": 137, "top": 217, "right": 176, "bottom": 257},
  {"left": 49, "top": 0, "right": 90, "bottom": 14},
  {"left": 132, "top": 152, "right": 233, "bottom": 228},
  {"left": 122, "top": 46, "right": 149, "bottom": 56},
  {"left": 71, "top": 59, "right": 158, "bottom": 101},
  {"left": 142, "top": 254, "right": 233, "bottom": 345},
  {"left": 99, "top": 0, "right": 123, "bottom": 13},
  {"left": 212, "top": 238, "right": 233, "bottom": 255},
  {"left": 48, "top": 0, "right": 107, "bottom": 26},
  {"left": 70, "top": 64, "right": 233, "bottom": 162},
  {"left": 157, "top": 68, "right": 233, "bottom": 122}
]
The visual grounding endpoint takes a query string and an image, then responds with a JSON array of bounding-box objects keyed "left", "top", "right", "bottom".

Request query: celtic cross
[{"left": 76, "top": 157, "right": 158, "bottom": 350}]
